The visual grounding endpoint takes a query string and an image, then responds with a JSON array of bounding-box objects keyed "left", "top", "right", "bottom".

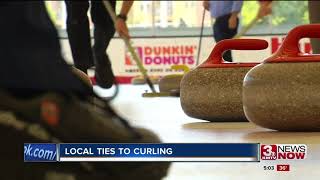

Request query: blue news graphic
[
  {"left": 59, "top": 143, "right": 259, "bottom": 159},
  {"left": 24, "top": 143, "right": 259, "bottom": 162},
  {"left": 24, "top": 144, "right": 57, "bottom": 162}
]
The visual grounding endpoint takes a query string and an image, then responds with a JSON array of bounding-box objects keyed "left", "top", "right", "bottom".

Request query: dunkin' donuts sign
[
  {"left": 125, "top": 45, "right": 197, "bottom": 66},
  {"left": 119, "top": 36, "right": 311, "bottom": 76}
]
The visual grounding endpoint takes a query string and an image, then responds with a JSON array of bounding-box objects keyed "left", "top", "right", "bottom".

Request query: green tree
[
  {"left": 271, "top": 1, "right": 309, "bottom": 26},
  {"left": 241, "top": 1, "right": 309, "bottom": 27},
  {"left": 241, "top": 1, "right": 259, "bottom": 26}
]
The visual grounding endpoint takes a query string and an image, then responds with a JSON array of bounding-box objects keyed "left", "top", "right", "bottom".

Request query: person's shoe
[
  {"left": 0, "top": 90, "right": 170, "bottom": 180},
  {"left": 94, "top": 61, "right": 115, "bottom": 89}
]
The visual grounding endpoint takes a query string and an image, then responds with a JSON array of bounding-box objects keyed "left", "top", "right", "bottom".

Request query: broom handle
[
  {"left": 196, "top": 8, "right": 206, "bottom": 66},
  {"left": 234, "top": 2, "right": 272, "bottom": 39},
  {"left": 233, "top": 16, "right": 260, "bottom": 39},
  {"left": 102, "top": 1, "right": 156, "bottom": 93}
]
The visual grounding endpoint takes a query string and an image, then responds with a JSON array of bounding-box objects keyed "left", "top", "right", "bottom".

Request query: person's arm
[
  {"left": 115, "top": 1, "right": 134, "bottom": 39},
  {"left": 257, "top": 0, "right": 273, "bottom": 18},
  {"left": 229, "top": 1, "right": 243, "bottom": 29}
]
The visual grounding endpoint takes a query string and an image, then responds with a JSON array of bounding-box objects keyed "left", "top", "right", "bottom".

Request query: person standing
[
  {"left": 65, "top": 1, "right": 133, "bottom": 88},
  {"left": 203, "top": 1, "right": 243, "bottom": 62}
]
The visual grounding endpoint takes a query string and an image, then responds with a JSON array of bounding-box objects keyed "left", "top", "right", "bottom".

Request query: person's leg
[
  {"left": 213, "top": 14, "right": 238, "bottom": 62},
  {"left": 65, "top": 1, "right": 94, "bottom": 73},
  {"left": 213, "top": 26, "right": 232, "bottom": 62},
  {"left": 213, "top": 14, "right": 232, "bottom": 62},
  {"left": 92, "top": 23, "right": 116, "bottom": 88},
  {"left": 90, "top": 0, "right": 116, "bottom": 88},
  {"left": 223, "top": 15, "right": 239, "bottom": 62}
]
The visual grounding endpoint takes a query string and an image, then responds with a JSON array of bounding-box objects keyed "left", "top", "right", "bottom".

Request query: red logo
[
  {"left": 261, "top": 145, "right": 277, "bottom": 160},
  {"left": 41, "top": 100, "right": 60, "bottom": 127}
]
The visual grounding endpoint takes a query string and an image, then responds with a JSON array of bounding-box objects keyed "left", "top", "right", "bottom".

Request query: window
[
  {"left": 168, "top": 1, "right": 173, "bottom": 20},
  {"left": 45, "top": 1, "right": 310, "bottom": 37}
]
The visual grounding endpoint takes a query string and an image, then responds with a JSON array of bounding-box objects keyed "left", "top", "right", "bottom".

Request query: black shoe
[
  {"left": 0, "top": 90, "right": 170, "bottom": 180},
  {"left": 94, "top": 61, "right": 115, "bottom": 89}
]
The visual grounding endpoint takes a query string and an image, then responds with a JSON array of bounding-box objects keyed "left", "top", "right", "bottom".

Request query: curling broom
[
  {"left": 234, "top": 2, "right": 272, "bottom": 39},
  {"left": 233, "top": 16, "right": 259, "bottom": 39},
  {"left": 103, "top": 1, "right": 177, "bottom": 97},
  {"left": 102, "top": 1, "right": 156, "bottom": 93}
]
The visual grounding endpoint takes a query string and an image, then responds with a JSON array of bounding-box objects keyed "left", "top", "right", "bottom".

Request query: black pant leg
[
  {"left": 92, "top": 23, "right": 115, "bottom": 68},
  {"left": 213, "top": 14, "right": 239, "bottom": 62},
  {"left": 88, "top": 1, "right": 116, "bottom": 87},
  {"left": 65, "top": 1, "right": 94, "bottom": 72},
  {"left": 213, "top": 22, "right": 233, "bottom": 62},
  {"left": 90, "top": 0, "right": 116, "bottom": 66}
]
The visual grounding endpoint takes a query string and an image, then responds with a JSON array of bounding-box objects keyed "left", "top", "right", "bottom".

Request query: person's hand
[
  {"left": 228, "top": 15, "right": 238, "bottom": 29},
  {"left": 203, "top": 1, "right": 210, "bottom": 11},
  {"left": 115, "top": 18, "right": 130, "bottom": 39},
  {"left": 257, "top": 1, "right": 272, "bottom": 18}
]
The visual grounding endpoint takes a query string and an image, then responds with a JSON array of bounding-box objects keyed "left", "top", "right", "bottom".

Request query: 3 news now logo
[{"left": 261, "top": 144, "right": 307, "bottom": 160}]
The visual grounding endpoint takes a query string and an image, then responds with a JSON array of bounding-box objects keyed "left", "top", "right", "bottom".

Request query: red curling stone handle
[
  {"left": 203, "top": 39, "right": 269, "bottom": 65},
  {"left": 278, "top": 24, "right": 320, "bottom": 57},
  {"left": 265, "top": 24, "right": 320, "bottom": 63}
]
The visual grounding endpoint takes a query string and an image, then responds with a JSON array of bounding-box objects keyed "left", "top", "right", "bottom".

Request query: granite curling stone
[
  {"left": 243, "top": 24, "right": 320, "bottom": 131},
  {"left": 159, "top": 65, "right": 190, "bottom": 94},
  {"left": 131, "top": 75, "right": 160, "bottom": 85},
  {"left": 180, "top": 39, "right": 268, "bottom": 122}
]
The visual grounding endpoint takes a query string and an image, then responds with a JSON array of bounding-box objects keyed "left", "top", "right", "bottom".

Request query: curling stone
[
  {"left": 158, "top": 65, "right": 190, "bottom": 94},
  {"left": 131, "top": 75, "right": 146, "bottom": 85},
  {"left": 71, "top": 67, "right": 92, "bottom": 88},
  {"left": 131, "top": 75, "right": 160, "bottom": 85},
  {"left": 180, "top": 39, "right": 268, "bottom": 122},
  {"left": 243, "top": 24, "right": 320, "bottom": 131}
]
